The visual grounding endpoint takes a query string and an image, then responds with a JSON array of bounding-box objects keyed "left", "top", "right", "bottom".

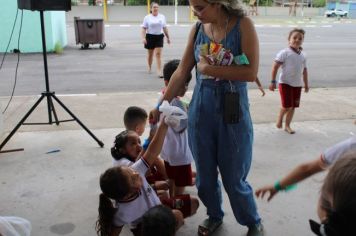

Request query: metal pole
[
  {"left": 174, "top": 0, "right": 178, "bottom": 25},
  {"left": 147, "top": 0, "right": 151, "bottom": 14},
  {"left": 103, "top": 0, "right": 108, "bottom": 21}
]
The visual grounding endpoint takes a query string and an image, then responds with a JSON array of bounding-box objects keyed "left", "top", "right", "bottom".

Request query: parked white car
[{"left": 325, "top": 9, "right": 348, "bottom": 17}]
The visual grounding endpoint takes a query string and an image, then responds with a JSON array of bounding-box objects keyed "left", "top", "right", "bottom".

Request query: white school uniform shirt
[
  {"left": 113, "top": 158, "right": 133, "bottom": 167},
  {"left": 160, "top": 98, "right": 193, "bottom": 166},
  {"left": 275, "top": 47, "right": 307, "bottom": 87},
  {"left": 321, "top": 136, "right": 356, "bottom": 167},
  {"left": 141, "top": 13, "right": 166, "bottom": 35},
  {"left": 112, "top": 159, "right": 161, "bottom": 228}
]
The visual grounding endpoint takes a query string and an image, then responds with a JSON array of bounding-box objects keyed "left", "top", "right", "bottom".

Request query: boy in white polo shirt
[
  {"left": 269, "top": 28, "right": 309, "bottom": 134},
  {"left": 159, "top": 59, "right": 195, "bottom": 197}
]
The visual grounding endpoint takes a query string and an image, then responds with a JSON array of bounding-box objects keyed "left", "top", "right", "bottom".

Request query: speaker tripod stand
[{"left": 0, "top": 10, "right": 104, "bottom": 153}]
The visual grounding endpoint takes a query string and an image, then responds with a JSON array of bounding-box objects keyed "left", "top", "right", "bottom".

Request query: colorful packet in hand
[
  {"left": 210, "top": 42, "right": 223, "bottom": 56},
  {"left": 220, "top": 50, "right": 234, "bottom": 66},
  {"left": 234, "top": 53, "right": 250, "bottom": 65},
  {"left": 200, "top": 43, "right": 209, "bottom": 56}
]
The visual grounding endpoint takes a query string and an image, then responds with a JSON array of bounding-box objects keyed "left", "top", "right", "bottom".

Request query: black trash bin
[{"left": 74, "top": 17, "right": 106, "bottom": 49}]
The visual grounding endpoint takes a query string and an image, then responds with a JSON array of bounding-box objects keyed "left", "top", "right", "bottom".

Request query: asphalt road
[{"left": 1, "top": 19, "right": 356, "bottom": 96}]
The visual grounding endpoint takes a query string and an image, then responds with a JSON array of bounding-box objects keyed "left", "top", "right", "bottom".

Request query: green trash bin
[{"left": 74, "top": 17, "right": 106, "bottom": 49}]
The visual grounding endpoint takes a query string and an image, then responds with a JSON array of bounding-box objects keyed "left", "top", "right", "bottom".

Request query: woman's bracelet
[
  {"left": 274, "top": 180, "right": 297, "bottom": 192},
  {"left": 274, "top": 181, "right": 284, "bottom": 191},
  {"left": 271, "top": 80, "right": 277, "bottom": 84}
]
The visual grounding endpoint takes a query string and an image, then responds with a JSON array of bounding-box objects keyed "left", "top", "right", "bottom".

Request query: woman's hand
[
  {"left": 149, "top": 108, "right": 160, "bottom": 124},
  {"left": 255, "top": 185, "right": 278, "bottom": 202},
  {"left": 167, "top": 37, "right": 171, "bottom": 44},
  {"left": 197, "top": 56, "right": 212, "bottom": 75},
  {"left": 142, "top": 38, "right": 147, "bottom": 45}
]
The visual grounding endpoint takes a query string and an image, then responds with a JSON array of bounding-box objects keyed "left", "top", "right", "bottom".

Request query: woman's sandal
[{"left": 198, "top": 218, "right": 223, "bottom": 236}]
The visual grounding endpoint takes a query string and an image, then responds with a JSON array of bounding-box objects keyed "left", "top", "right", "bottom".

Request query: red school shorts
[
  {"left": 164, "top": 161, "right": 193, "bottom": 187},
  {"left": 279, "top": 83, "right": 302, "bottom": 108}
]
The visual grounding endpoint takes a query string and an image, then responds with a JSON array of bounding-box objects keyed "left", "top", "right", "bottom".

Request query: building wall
[{"left": 0, "top": 0, "right": 68, "bottom": 53}]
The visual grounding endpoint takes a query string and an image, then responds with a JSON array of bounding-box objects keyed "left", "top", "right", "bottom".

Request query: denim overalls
[{"left": 188, "top": 18, "right": 261, "bottom": 226}]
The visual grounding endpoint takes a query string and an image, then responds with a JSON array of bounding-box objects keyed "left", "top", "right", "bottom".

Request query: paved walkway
[{"left": 0, "top": 87, "right": 355, "bottom": 235}]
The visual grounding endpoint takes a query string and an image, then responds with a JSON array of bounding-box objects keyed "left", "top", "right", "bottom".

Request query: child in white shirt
[
  {"left": 160, "top": 59, "right": 195, "bottom": 197},
  {"left": 97, "top": 120, "right": 199, "bottom": 236},
  {"left": 269, "top": 28, "right": 309, "bottom": 134}
]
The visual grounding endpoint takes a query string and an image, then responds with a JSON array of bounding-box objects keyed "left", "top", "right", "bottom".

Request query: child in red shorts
[
  {"left": 159, "top": 59, "right": 195, "bottom": 197},
  {"left": 269, "top": 28, "right": 309, "bottom": 134}
]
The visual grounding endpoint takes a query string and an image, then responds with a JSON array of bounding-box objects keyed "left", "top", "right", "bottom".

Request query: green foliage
[
  {"left": 71, "top": 0, "right": 78, "bottom": 6},
  {"left": 127, "top": 0, "right": 145, "bottom": 5},
  {"left": 127, "top": 0, "right": 189, "bottom": 5},
  {"left": 88, "top": 0, "right": 96, "bottom": 6},
  {"left": 312, "top": 0, "right": 325, "bottom": 7},
  {"left": 242, "top": 0, "right": 273, "bottom": 6}
]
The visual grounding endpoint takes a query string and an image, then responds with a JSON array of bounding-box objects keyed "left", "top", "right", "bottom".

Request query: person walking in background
[
  {"left": 270, "top": 28, "right": 309, "bottom": 134},
  {"left": 141, "top": 2, "right": 171, "bottom": 78},
  {"left": 150, "top": 0, "right": 263, "bottom": 235},
  {"left": 289, "top": 0, "right": 298, "bottom": 16}
]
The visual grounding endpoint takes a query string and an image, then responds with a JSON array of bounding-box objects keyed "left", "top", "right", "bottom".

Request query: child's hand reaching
[{"left": 255, "top": 185, "right": 278, "bottom": 202}]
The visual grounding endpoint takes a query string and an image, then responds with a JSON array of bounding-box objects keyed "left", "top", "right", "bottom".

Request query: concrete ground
[
  {"left": 1, "top": 12, "right": 356, "bottom": 236},
  {"left": 0, "top": 87, "right": 355, "bottom": 236}
]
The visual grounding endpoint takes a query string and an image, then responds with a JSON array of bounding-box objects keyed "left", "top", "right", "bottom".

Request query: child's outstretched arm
[
  {"left": 269, "top": 62, "right": 280, "bottom": 91},
  {"left": 255, "top": 77, "right": 265, "bottom": 96},
  {"left": 142, "top": 122, "right": 168, "bottom": 166},
  {"left": 303, "top": 68, "right": 309, "bottom": 93},
  {"left": 255, "top": 157, "right": 324, "bottom": 201}
]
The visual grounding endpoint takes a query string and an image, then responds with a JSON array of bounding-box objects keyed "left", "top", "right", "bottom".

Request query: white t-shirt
[
  {"left": 141, "top": 13, "right": 166, "bottom": 35},
  {"left": 112, "top": 159, "right": 161, "bottom": 228},
  {"left": 113, "top": 158, "right": 133, "bottom": 167},
  {"left": 321, "top": 136, "right": 356, "bottom": 166},
  {"left": 160, "top": 98, "right": 193, "bottom": 166},
  {"left": 275, "top": 47, "right": 307, "bottom": 87}
]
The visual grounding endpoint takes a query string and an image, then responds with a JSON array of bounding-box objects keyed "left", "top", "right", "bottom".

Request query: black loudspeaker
[{"left": 17, "top": 0, "right": 71, "bottom": 11}]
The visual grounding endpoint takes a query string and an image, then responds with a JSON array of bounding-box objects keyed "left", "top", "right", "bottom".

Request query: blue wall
[
  {"left": 0, "top": 0, "right": 68, "bottom": 53},
  {"left": 326, "top": 1, "right": 356, "bottom": 18}
]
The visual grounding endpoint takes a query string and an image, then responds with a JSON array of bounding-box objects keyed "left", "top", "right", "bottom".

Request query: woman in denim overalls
[{"left": 150, "top": 1, "right": 263, "bottom": 235}]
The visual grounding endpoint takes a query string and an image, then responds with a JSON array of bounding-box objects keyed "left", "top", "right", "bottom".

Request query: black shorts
[{"left": 145, "top": 33, "right": 164, "bottom": 50}]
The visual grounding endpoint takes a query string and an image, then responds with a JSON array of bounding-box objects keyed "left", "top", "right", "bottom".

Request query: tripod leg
[
  {"left": 48, "top": 95, "right": 60, "bottom": 125},
  {"left": 0, "top": 95, "right": 46, "bottom": 151},
  {"left": 50, "top": 94, "right": 104, "bottom": 148}
]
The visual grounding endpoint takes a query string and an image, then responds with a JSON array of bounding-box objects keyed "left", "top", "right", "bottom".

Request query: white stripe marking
[{"left": 57, "top": 94, "right": 97, "bottom": 97}]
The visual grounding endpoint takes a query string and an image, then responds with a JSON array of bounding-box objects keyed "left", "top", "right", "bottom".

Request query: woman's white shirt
[{"left": 142, "top": 13, "right": 166, "bottom": 35}]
